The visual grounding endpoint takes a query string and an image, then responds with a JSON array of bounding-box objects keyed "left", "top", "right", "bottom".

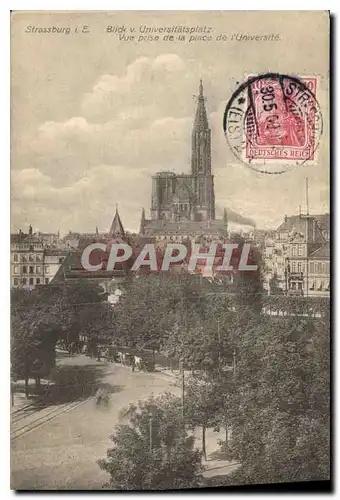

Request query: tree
[
  {"left": 184, "top": 374, "right": 227, "bottom": 460},
  {"left": 11, "top": 283, "right": 113, "bottom": 393},
  {"left": 11, "top": 307, "right": 59, "bottom": 394},
  {"left": 232, "top": 239, "right": 264, "bottom": 317},
  {"left": 98, "top": 393, "right": 203, "bottom": 490},
  {"left": 226, "top": 313, "right": 330, "bottom": 484}
]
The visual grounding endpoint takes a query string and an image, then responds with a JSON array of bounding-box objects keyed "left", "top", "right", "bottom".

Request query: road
[
  {"left": 11, "top": 352, "right": 239, "bottom": 490},
  {"left": 11, "top": 353, "right": 180, "bottom": 490}
]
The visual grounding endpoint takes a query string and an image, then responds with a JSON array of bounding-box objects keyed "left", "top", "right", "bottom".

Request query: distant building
[
  {"left": 11, "top": 226, "right": 69, "bottom": 288},
  {"left": 266, "top": 213, "right": 330, "bottom": 296},
  {"left": 43, "top": 249, "right": 69, "bottom": 284},
  {"left": 51, "top": 209, "right": 130, "bottom": 289},
  {"left": 35, "top": 230, "right": 61, "bottom": 248},
  {"left": 11, "top": 226, "right": 44, "bottom": 288},
  {"left": 307, "top": 242, "right": 330, "bottom": 295},
  {"left": 140, "top": 80, "right": 228, "bottom": 242}
]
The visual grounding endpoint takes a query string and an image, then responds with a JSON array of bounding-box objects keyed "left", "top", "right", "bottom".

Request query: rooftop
[{"left": 309, "top": 242, "right": 330, "bottom": 260}]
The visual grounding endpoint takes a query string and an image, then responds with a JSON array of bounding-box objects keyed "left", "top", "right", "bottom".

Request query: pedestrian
[{"left": 95, "top": 388, "right": 104, "bottom": 406}]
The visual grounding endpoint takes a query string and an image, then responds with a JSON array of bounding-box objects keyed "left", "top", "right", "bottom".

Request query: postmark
[{"left": 223, "top": 73, "right": 323, "bottom": 174}]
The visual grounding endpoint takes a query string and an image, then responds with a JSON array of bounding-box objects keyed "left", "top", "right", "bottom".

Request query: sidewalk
[{"left": 155, "top": 365, "right": 241, "bottom": 480}]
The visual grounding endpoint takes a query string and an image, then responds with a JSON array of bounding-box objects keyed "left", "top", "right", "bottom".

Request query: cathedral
[{"left": 140, "top": 80, "right": 228, "bottom": 241}]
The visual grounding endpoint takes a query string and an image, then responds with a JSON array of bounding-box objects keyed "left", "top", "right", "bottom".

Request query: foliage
[
  {"left": 11, "top": 283, "right": 113, "bottom": 389},
  {"left": 269, "top": 272, "right": 282, "bottom": 295},
  {"left": 99, "top": 393, "right": 203, "bottom": 490},
  {"left": 184, "top": 373, "right": 234, "bottom": 460},
  {"left": 226, "top": 313, "right": 330, "bottom": 484}
]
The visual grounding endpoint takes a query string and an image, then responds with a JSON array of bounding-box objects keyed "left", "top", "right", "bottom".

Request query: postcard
[{"left": 11, "top": 11, "right": 330, "bottom": 491}]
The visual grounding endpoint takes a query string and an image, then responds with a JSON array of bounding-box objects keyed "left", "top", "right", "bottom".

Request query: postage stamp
[{"left": 223, "top": 73, "right": 323, "bottom": 174}]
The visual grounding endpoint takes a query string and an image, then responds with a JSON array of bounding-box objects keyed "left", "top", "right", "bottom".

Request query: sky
[{"left": 11, "top": 11, "right": 330, "bottom": 235}]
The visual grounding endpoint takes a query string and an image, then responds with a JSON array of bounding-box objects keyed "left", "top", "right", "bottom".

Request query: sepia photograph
[{"left": 10, "top": 10, "right": 330, "bottom": 491}]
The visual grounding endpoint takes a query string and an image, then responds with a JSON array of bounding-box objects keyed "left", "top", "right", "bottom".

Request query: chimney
[{"left": 284, "top": 215, "right": 288, "bottom": 222}]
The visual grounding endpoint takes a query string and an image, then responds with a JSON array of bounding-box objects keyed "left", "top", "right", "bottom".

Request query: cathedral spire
[
  {"left": 199, "top": 78, "right": 203, "bottom": 97},
  {"left": 194, "top": 79, "right": 209, "bottom": 132}
]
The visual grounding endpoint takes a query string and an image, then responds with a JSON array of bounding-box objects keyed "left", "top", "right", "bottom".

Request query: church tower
[{"left": 191, "top": 80, "right": 215, "bottom": 220}]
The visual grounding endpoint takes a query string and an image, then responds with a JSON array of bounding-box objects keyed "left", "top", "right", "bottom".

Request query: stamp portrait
[{"left": 224, "top": 73, "right": 323, "bottom": 174}]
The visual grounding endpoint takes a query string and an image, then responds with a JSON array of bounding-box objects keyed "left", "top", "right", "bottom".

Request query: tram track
[{"left": 11, "top": 398, "right": 90, "bottom": 441}]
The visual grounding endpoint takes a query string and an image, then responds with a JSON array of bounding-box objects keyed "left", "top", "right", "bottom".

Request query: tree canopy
[{"left": 99, "top": 393, "right": 203, "bottom": 490}]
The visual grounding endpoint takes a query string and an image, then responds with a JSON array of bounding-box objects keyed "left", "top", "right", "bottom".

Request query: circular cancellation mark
[{"left": 223, "top": 73, "right": 323, "bottom": 175}]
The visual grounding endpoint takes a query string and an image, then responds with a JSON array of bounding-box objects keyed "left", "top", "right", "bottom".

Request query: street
[{"left": 11, "top": 353, "right": 238, "bottom": 490}]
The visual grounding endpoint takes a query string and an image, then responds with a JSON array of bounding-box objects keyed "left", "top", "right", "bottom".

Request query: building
[
  {"left": 11, "top": 227, "right": 44, "bottom": 288},
  {"left": 306, "top": 242, "right": 330, "bottom": 296},
  {"left": 51, "top": 209, "right": 130, "bottom": 290},
  {"left": 62, "top": 209, "right": 127, "bottom": 251},
  {"left": 11, "top": 226, "right": 69, "bottom": 288},
  {"left": 267, "top": 213, "right": 330, "bottom": 296},
  {"left": 35, "top": 231, "right": 61, "bottom": 248},
  {"left": 43, "top": 249, "right": 68, "bottom": 284},
  {"left": 140, "top": 80, "right": 228, "bottom": 242}
]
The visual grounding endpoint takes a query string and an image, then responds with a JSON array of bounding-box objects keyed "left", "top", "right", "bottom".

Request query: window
[
  {"left": 36, "top": 278, "right": 41, "bottom": 285},
  {"left": 325, "top": 262, "right": 330, "bottom": 274},
  {"left": 36, "top": 254, "right": 42, "bottom": 262},
  {"left": 21, "top": 255, "right": 27, "bottom": 262},
  {"left": 13, "top": 266, "right": 19, "bottom": 274},
  {"left": 45, "top": 278, "right": 49, "bottom": 284},
  {"left": 29, "top": 254, "right": 34, "bottom": 262},
  {"left": 317, "top": 262, "right": 322, "bottom": 274},
  {"left": 29, "top": 266, "right": 34, "bottom": 274},
  {"left": 297, "top": 262, "right": 302, "bottom": 273},
  {"left": 36, "top": 266, "right": 42, "bottom": 274},
  {"left": 198, "top": 181, "right": 204, "bottom": 203},
  {"left": 45, "top": 266, "right": 50, "bottom": 274},
  {"left": 29, "top": 277, "right": 34, "bottom": 285},
  {"left": 310, "top": 262, "right": 315, "bottom": 273},
  {"left": 291, "top": 262, "right": 297, "bottom": 272},
  {"left": 22, "top": 278, "right": 27, "bottom": 285},
  {"left": 13, "top": 254, "right": 18, "bottom": 262},
  {"left": 30, "top": 245, "right": 34, "bottom": 251},
  {"left": 22, "top": 265, "right": 27, "bottom": 274},
  {"left": 298, "top": 245, "right": 304, "bottom": 256},
  {"left": 13, "top": 278, "right": 18, "bottom": 286},
  {"left": 291, "top": 245, "right": 297, "bottom": 257}
]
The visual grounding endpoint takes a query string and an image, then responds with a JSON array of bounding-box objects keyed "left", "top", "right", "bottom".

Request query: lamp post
[
  {"left": 217, "top": 319, "right": 221, "bottom": 375},
  {"left": 149, "top": 415, "right": 153, "bottom": 453},
  {"left": 233, "top": 350, "right": 236, "bottom": 381},
  {"left": 179, "top": 360, "right": 185, "bottom": 421}
]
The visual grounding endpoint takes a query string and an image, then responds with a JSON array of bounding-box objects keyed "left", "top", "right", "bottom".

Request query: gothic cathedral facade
[
  {"left": 150, "top": 80, "right": 215, "bottom": 222},
  {"left": 140, "top": 81, "right": 228, "bottom": 240}
]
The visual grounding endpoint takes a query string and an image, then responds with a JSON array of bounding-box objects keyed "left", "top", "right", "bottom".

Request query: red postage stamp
[
  {"left": 224, "top": 73, "right": 323, "bottom": 174},
  {"left": 245, "top": 75, "right": 317, "bottom": 162}
]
